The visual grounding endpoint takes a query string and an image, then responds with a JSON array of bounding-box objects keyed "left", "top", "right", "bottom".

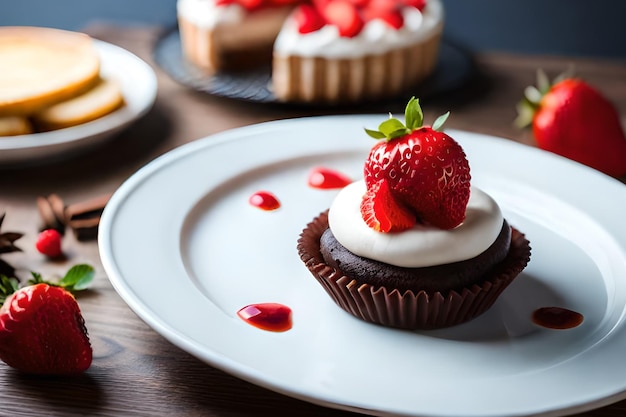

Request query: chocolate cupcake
[
  {"left": 297, "top": 210, "right": 531, "bottom": 330},
  {"left": 296, "top": 98, "right": 531, "bottom": 330}
]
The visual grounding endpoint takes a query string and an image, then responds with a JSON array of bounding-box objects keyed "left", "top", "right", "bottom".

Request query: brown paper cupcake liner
[{"left": 297, "top": 211, "right": 531, "bottom": 330}]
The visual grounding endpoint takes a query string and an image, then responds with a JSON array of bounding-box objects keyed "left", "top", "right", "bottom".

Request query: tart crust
[{"left": 272, "top": 27, "right": 442, "bottom": 103}]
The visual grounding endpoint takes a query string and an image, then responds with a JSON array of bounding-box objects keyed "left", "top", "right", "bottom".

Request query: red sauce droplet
[
  {"left": 532, "top": 307, "right": 584, "bottom": 330},
  {"left": 237, "top": 303, "right": 293, "bottom": 332},
  {"left": 308, "top": 167, "right": 352, "bottom": 189},
  {"left": 249, "top": 191, "right": 280, "bottom": 211}
]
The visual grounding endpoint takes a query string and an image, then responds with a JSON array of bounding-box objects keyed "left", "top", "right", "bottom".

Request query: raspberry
[{"left": 36, "top": 229, "right": 63, "bottom": 258}]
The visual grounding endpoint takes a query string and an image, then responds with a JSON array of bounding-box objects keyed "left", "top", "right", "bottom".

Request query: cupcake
[{"left": 297, "top": 98, "right": 531, "bottom": 330}]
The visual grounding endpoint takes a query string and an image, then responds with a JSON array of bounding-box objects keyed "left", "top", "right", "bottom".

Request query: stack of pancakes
[{"left": 0, "top": 26, "right": 125, "bottom": 136}]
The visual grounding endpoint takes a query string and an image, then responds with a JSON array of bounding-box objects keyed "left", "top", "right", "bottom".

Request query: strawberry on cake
[
  {"left": 297, "top": 98, "right": 531, "bottom": 330},
  {"left": 176, "top": 0, "right": 444, "bottom": 104}
]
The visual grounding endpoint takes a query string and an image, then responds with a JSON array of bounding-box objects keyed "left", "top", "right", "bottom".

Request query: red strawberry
[
  {"left": 363, "top": 7, "right": 404, "bottom": 29},
  {"left": 345, "top": 0, "right": 370, "bottom": 7},
  {"left": 360, "top": 179, "right": 415, "bottom": 232},
  {"left": 312, "top": 0, "right": 331, "bottom": 10},
  {"left": 402, "top": 0, "right": 426, "bottom": 11},
  {"left": 365, "top": 0, "right": 397, "bottom": 14},
  {"left": 362, "top": 97, "right": 471, "bottom": 232},
  {"left": 0, "top": 284, "right": 92, "bottom": 375},
  {"left": 0, "top": 265, "right": 94, "bottom": 375},
  {"left": 236, "top": 0, "right": 263, "bottom": 10},
  {"left": 517, "top": 70, "right": 626, "bottom": 177},
  {"left": 35, "top": 228, "right": 62, "bottom": 258},
  {"left": 271, "top": 0, "right": 304, "bottom": 5},
  {"left": 361, "top": 0, "right": 406, "bottom": 29},
  {"left": 322, "top": 1, "right": 364, "bottom": 37},
  {"left": 294, "top": 4, "right": 326, "bottom": 34}
]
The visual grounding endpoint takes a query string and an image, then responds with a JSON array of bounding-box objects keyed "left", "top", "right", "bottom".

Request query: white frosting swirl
[
  {"left": 328, "top": 181, "right": 504, "bottom": 267},
  {"left": 274, "top": 0, "right": 443, "bottom": 58}
]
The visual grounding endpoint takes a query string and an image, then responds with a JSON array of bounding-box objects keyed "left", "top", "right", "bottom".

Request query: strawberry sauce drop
[
  {"left": 308, "top": 167, "right": 352, "bottom": 189},
  {"left": 532, "top": 307, "right": 584, "bottom": 330},
  {"left": 249, "top": 191, "right": 281, "bottom": 211},
  {"left": 237, "top": 303, "right": 293, "bottom": 332}
]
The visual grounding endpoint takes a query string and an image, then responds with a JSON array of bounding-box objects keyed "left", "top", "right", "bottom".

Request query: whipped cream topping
[
  {"left": 177, "top": 0, "right": 245, "bottom": 28},
  {"left": 274, "top": 0, "right": 443, "bottom": 58},
  {"left": 328, "top": 181, "right": 504, "bottom": 268}
]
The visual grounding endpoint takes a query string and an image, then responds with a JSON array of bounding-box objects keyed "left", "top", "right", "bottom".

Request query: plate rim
[{"left": 99, "top": 116, "right": 626, "bottom": 417}]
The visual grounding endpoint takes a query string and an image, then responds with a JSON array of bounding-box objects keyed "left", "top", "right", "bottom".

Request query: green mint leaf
[
  {"left": 364, "top": 128, "right": 386, "bottom": 139},
  {"left": 432, "top": 111, "right": 450, "bottom": 131},
  {"left": 379, "top": 118, "right": 407, "bottom": 138},
  {"left": 404, "top": 97, "right": 423, "bottom": 130},
  {"left": 59, "top": 264, "right": 95, "bottom": 292}
]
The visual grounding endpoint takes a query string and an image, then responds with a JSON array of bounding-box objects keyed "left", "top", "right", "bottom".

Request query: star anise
[{"left": 0, "top": 213, "right": 23, "bottom": 278}]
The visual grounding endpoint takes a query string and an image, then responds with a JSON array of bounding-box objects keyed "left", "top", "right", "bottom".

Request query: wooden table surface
[{"left": 1, "top": 25, "right": 626, "bottom": 417}]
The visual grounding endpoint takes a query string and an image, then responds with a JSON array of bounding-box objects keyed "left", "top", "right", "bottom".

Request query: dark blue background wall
[{"left": 1, "top": 0, "right": 625, "bottom": 58}]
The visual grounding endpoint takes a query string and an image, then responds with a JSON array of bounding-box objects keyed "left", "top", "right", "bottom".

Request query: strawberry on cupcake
[{"left": 297, "top": 97, "right": 531, "bottom": 330}]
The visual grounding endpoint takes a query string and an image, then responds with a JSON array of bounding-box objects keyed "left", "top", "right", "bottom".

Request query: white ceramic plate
[
  {"left": 0, "top": 40, "right": 157, "bottom": 166},
  {"left": 99, "top": 116, "right": 626, "bottom": 417}
]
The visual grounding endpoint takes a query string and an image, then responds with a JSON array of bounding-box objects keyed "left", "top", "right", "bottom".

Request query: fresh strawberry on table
[
  {"left": 362, "top": 97, "right": 471, "bottom": 232},
  {"left": 516, "top": 70, "right": 626, "bottom": 177},
  {"left": 0, "top": 264, "right": 94, "bottom": 375}
]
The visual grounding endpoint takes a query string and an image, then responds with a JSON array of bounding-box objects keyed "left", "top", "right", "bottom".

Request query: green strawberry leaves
[
  {"left": 515, "top": 67, "right": 578, "bottom": 128},
  {"left": 405, "top": 97, "right": 423, "bottom": 130},
  {"left": 0, "top": 275, "right": 19, "bottom": 306},
  {"left": 363, "top": 128, "right": 386, "bottom": 139},
  {"left": 432, "top": 112, "right": 450, "bottom": 132},
  {"left": 365, "top": 97, "right": 450, "bottom": 141},
  {"left": 28, "top": 264, "right": 95, "bottom": 292},
  {"left": 0, "top": 264, "right": 95, "bottom": 306},
  {"left": 378, "top": 116, "right": 409, "bottom": 139}
]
